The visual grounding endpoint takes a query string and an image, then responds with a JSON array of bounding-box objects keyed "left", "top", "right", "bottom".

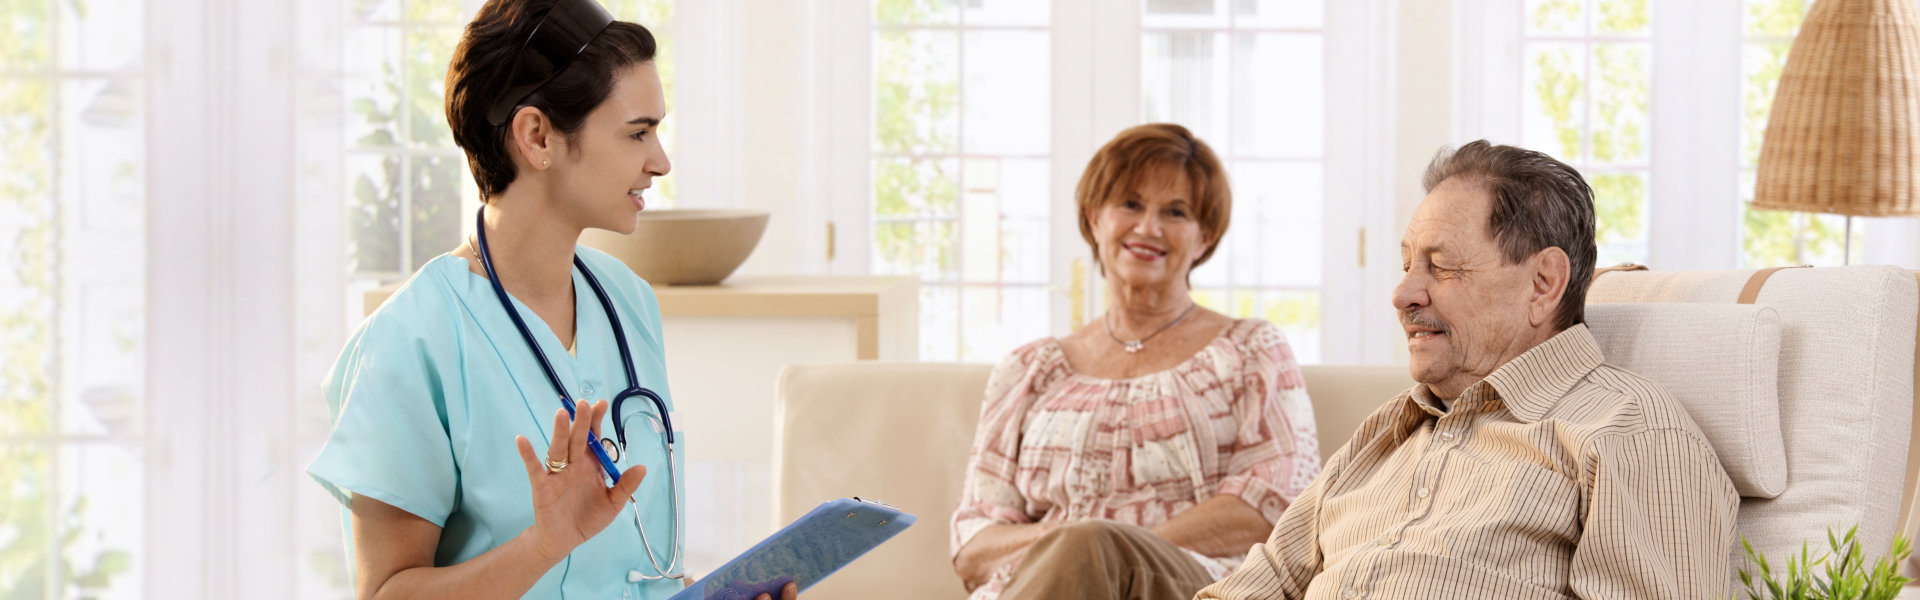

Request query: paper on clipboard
[{"left": 669, "top": 497, "right": 915, "bottom": 600}]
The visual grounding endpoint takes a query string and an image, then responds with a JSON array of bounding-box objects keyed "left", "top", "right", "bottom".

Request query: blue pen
[{"left": 559, "top": 394, "right": 625, "bottom": 483}]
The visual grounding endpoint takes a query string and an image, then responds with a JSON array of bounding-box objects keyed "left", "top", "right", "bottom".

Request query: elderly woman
[{"left": 949, "top": 123, "right": 1321, "bottom": 600}]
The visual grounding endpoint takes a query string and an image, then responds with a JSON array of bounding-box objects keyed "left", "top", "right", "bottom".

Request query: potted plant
[{"left": 1736, "top": 525, "right": 1912, "bottom": 600}]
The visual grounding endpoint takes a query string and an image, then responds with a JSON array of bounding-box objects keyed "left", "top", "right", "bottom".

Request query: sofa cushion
[
  {"left": 1588, "top": 266, "right": 1917, "bottom": 588},
  {"left": 1585, "top": 302, "right": 1786, "bottom": 498}
]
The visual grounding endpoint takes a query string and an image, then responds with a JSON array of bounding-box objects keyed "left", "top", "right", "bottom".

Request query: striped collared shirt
[{"left": 1197, "top": 324, "right": 1739, "bottom": 600}]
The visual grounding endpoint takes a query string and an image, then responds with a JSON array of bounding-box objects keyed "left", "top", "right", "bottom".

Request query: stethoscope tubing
[
  {"left": 474, "top": 206, "right": 684, "bottom": 579},
  {"left": 473, "top": 207, "right": 674, "bottom": 483}
]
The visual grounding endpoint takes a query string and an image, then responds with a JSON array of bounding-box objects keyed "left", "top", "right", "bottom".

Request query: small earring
[{"left": 541, "top": 159, "right": 550, "bottom": 168}]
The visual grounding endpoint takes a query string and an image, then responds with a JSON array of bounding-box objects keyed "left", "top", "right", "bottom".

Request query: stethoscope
[{"left": 473, "top": 206, "right": 684, "bottom": 580}]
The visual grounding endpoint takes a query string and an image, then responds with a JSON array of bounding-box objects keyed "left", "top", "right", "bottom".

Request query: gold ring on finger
[{"left": 544, "top": 457, "right": 569, "bottom": 473}]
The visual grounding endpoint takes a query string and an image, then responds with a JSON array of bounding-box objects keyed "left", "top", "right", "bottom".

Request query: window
[
  {"left": 1521, "top": 0, "right": 1653, "bottom": 266},
  {"left": 0, "top": 0, "right": 147, "bottom": 596},
  {"left": 860, "top": 0, "right": 1364, "bottom": 364},
  {"left": 1141, "top": 0, "right": 1328, "bottom": 363},
  {"left": 343, "top": 0, "right": 678, "bottom": 283},
  {"left": 869, "top": 0, "right": 1052, "bottom": 362},
  {"left": 1738, "top": 0, "right": 1843, "bottom": 266}
]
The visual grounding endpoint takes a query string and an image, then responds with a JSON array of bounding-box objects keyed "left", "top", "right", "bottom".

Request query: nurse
[{"left": 306, "top": 1, "right": 798, "bottom": 598}]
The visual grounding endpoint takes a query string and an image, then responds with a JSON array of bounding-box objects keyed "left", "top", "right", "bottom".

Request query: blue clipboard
[{"left": 669, "top": 497, "right": 915, "bottom": 600}]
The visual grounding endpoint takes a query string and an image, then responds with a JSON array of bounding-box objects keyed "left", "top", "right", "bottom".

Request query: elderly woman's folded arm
[{"left": 1150, "top": 495, "right": 1274, "bottom": 558}]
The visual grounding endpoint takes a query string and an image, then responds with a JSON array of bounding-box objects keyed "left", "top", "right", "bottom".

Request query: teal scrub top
[{"left": 308, "top": 246, "right": 685, "bottom": 600}]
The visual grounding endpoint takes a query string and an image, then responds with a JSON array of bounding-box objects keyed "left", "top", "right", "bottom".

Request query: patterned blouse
[{"left": 950, "top": 318, "right": 1322, "bottom": 600}]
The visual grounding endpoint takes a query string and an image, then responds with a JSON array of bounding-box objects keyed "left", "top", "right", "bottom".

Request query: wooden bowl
[{"left": 579, "top": 209, "right": 770, "bottom": 285}]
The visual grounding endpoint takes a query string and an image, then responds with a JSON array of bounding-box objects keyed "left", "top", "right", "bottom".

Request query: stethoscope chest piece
[{"left": 600, "top": 436, "right": 623, "bottom": 463}]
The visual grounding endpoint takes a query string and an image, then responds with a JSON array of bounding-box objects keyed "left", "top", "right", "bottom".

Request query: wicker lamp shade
[{"left": 1754, "top": 0, "right": 1920, "bottom": 217}]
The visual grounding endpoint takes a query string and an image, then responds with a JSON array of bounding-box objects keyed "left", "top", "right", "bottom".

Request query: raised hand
[{"left": 514, "top": 400, "right": 648, "bottom": 558}]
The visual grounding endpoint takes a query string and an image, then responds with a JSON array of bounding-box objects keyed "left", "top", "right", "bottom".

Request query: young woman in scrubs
[{"left": 306, "top": 1, "right": 798, "bottom": 598}]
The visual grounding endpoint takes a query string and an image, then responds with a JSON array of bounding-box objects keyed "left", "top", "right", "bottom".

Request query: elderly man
[{"left": 1197, "top": 141, "right": 1738, "bottom": 600}]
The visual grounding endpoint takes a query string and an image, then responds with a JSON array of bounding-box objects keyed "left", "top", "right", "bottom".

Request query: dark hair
[
  {"left": 445, "top": 0, "right": 657, "bottom": 200},
  {"left": 1422, "top": 140, "right": 1597, "bottom": 331},
  {"left": 1075, "top": 123, "right": 1232, "bottom": 272}
]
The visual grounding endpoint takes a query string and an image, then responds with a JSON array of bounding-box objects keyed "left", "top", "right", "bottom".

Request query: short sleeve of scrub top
[{"left": 308, "top": 246, "right": 683, "bottom": 600}]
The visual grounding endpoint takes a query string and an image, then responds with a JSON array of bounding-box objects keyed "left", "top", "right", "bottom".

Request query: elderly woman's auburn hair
[{"left": 1075, "top": 123, "right": 1232, "bottom": 272}]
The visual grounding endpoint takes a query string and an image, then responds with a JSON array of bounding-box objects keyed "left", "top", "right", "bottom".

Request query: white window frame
[
  {"left": 1455, "top": 0, "right": 1920, "bottom": 271},
  {"left": 816, "top": 0, "right": 1399, "bottom": 364}
]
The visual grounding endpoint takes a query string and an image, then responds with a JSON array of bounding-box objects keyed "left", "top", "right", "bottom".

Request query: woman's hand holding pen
[{"left": 515, "top": 400, "right": 648, "bottom": 560}]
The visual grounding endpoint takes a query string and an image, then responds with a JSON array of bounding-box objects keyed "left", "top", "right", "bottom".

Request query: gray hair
[{"left": 1422, "top": 140, "right": 1597, "bottom": 331}]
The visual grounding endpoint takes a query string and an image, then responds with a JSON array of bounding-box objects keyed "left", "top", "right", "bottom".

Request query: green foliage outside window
[
  {"left": 0, "top": 0, "right": 137, "bottom": 596},
  {"left": 1741, "top": 0, "right": 1843, "bottom": 267},
  {"left": 872, "top": 0, "right": 960, "bottom": 278},
  {"left": 347, "top": 0, "right": 676, "bottom": 278},
  {"left": 1528, "top": 0, "right": 1651, "bottom": 263}
]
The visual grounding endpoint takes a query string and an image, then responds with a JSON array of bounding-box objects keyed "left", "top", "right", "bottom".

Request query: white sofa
[{"left": 774, "top": 266, "right": 1920, "bottom": 599}]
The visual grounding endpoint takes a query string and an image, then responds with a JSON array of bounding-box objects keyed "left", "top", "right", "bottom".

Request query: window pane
[
  {"left": 1, "top": 0, "right": 57, "bottom": 68},
  {"left": 404, "top": 28, "right": 459, "bottom": 149},
  {"left": 964, "top": 157, "right": 1049, "bottom": 285},
  {"left": 1241, "top": 162, "right": 1323, "bottom": 288},
  {"left": 1595, "top": 0, "right": 1651, "bottom": 35},
  {"left": 1742, "top": 42, "right": 1791, "bottom": 167},
  {"left": 874, "top": 155, "right": 959, "bottom": 219},
  {"left": 874, "top": 218, "right": 958, "bottom": 279},
  {"left": 1591, "top": 171, "right": 1649, "bottom": 264},
  {"left": 960, "top": 286, "right": 1047, "bottom": 362},
  {"left": 1526, "top": 0, "right": 1584, "bottom": 36},
  {"left": 1590, "top": 43, "right": 1649, "bottom": 165},
  {"left": 347, "top": 154, "right": 404, "bottom": 275},
  {"left": 344, "top": 29, "right": 403, "bottom": 149},
  {"left": 1231, "top": 33, "right": 1322, "bottom": 159},
  {"left": 1143, "top": 32, "right": 1229, "bottom": 153},
  {"left": 1739, "top": 172, "right": 1847, "bottom": 267},
  {"left": 409, "top": 155, "right": 465, "bottom": 272},
  {"left": 1233, "top": 0, "right": 1324, "bottom": 29},
  {"left": 965, "top": 0, "right": 1048, "bottom": 27},
  {"left": 404, "top": 0, "right": 466, "bottom": 23},
  {"left": 0, "top": 77, "right": 57, "bottom": 438},
  {"left": 994, "top": 158, "right": 1049, "bottom": 284},
  {"left": 963, "top": 31, "right": 1049, "bottom": 155},
  {"left": 65, "top": 284, "right": 144, "bottom": 436},
  {"left": 1746, "top": 0, "right": 1807, "bottom": 37},
  {"left": 1255, "top": 290, "right": 1320, "bottom": 364},
  {"left": 57, "top": 444, "right": 142, "bottom": 597},
  {"left": 875, "top": 0, "right": 958, "bottom": 25},
  {"left": 0, "top": 444, "right": 55, "bottom": 589},
  {"left": 351, "top": 0, "right": 402, "bottom": 22},
  {"left": 57, "top": 0, "right": 142, "bottom": 71},
  {"left": 1145, "top": 0, "right": 1225, "bottom": 28},
  {"left": 1524, "top": 43, "right": 1586, "bottom": 162},
  {"left": 873, "top": 30, "right": 960, "bottom": 155},
  {"left": 918, "top": 285, "right": 959, "bottom": 361}
]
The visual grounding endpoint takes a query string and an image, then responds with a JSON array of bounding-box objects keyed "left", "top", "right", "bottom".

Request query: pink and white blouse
[{"left": 950, "top": 318, "right": 1322, "bottom": 600}]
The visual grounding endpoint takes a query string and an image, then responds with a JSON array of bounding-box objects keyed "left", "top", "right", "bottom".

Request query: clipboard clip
[{"left": 851, "top": 496, "right": 898, "bottom": 510}]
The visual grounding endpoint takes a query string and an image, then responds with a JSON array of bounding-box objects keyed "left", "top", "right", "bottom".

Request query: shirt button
[
  {"left": 1343, "top": 590, "right": 1357, "bottom": 599},
  {"left": 1416, "top": 487, "right": 1430, "bottom": 498},
  {"left": 584, "top": 384, "right": 595, "bottom": 396},
  {"left": 1440, "top": 432, "right": 1455, "bottom": 442},
  {"left": 1377, "top": 537, "right": 1391, "bottom": 546}
]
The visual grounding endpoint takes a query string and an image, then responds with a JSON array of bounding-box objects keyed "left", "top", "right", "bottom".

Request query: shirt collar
[
  {"left": 1400, "top": 324, "right": 1605, "bottom": 423},
  {"left": 1479, "top": 324, "right": 1605, "bottom": 423}
]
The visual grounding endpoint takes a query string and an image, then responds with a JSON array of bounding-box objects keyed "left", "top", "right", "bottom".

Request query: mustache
[{"left": 1401, "top": 310, "right": 1447, "bottom": 332}]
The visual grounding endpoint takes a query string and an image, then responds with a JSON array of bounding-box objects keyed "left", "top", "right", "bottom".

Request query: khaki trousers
[{"left": 999, "top": 520, "right": 1217, "bottom": 600}]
